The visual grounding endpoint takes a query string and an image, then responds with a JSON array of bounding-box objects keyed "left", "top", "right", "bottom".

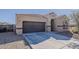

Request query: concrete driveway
[{"left": 23, "top": 32, "right": 74, "bottom": 49}]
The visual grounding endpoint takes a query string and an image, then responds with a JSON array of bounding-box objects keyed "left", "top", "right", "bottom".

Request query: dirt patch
[
  {"left": 0, "top": 32, "right": 23, "bottom": 44},
  {"left": 0, "top": 32, "right": 29, "bottom": 49}
]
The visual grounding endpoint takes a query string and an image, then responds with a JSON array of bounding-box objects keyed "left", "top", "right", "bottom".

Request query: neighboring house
[
  {"left": 0, "top": 22, "right": 15, "bottom": 32},
  {"left": 16, "top": 12, "right": 69, "bottom": 35}
]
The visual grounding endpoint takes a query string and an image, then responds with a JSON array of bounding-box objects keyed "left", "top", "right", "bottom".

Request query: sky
[{"left": 0, "top": 9, "right": 78, "bottom": 24}]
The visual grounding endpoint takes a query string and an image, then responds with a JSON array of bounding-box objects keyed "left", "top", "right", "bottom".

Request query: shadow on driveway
[
  {"left": 24, "top": 32, "right": 73, "bottom": 45},
  {"left": 55, "top": 31, "right": 73, "bottom": 38}
]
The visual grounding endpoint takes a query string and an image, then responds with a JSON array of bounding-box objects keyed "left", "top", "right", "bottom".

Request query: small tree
[{"left": 70, "top": 11, "right": 79, "bottom": 33}]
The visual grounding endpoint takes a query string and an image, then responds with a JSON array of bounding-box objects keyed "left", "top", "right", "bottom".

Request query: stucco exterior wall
[
  {"left": 16, "top": 14, "right": 68, "bottom": 35},
  {"left": 54, "top": 16, "right": 68, "bottom": 32},
  {"left": 46, "top": 15, "right": 68, "bottom": 32},
  {"left": 16, "top": 14, "right": 48, "bottom": 34}
]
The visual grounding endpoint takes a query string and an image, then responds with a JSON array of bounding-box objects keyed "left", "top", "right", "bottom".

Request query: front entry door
[{"left": 51, "top": 19, "right": 54, "bottom": 31}]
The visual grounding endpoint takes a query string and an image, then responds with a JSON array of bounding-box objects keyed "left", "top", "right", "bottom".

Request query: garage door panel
[{"left": 23, "top": 21, "right": 45, "bottom": 33}]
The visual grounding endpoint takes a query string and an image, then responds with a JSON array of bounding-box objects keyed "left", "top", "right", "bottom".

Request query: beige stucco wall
[
  {"left": 16, "top": 14, "right": 49, "bottom": 34},
  {"left": 16, "top": 14, "right": 68, "bottom": 35},
  {"left": 54, "top": 16, "right": 68, "bottom": 32},
  {"left": 45, "top": 14, "right": 68, "bottom": 32}
]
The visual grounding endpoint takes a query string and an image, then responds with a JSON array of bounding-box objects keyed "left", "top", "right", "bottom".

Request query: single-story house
[
  {"left": 16, "top": 12, "right": 69, "bottom": 35},
  {"left": 0, "top": 22, "right": 15, "bottom": 32}
]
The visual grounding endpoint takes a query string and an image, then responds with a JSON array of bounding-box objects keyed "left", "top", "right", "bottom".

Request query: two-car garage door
[{"left": 23, "top": 21, "right": 45, "bottom": 33}]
